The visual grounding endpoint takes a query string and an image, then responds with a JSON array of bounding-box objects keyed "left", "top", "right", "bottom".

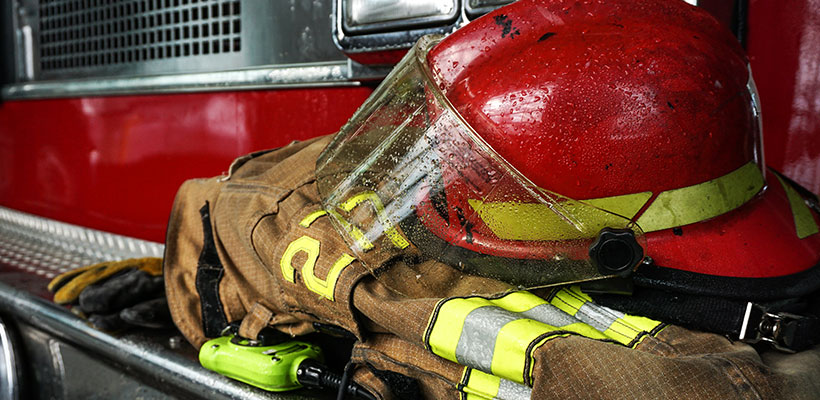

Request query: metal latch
[{"left": 739, "top": 302, "right": 805, "bottom": 353}]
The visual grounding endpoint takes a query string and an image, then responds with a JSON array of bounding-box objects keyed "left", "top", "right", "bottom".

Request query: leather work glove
[{"left": 48, "top": 257, "right": 172, "bottom": 331}]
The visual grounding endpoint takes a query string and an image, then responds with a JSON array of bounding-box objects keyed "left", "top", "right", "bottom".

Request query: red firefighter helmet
[
  {"left": 317, "top": 0, "right": 820, "bottom": 347},
  {"left": 423, "top": 0, "right": 820, "bottom": 293}
]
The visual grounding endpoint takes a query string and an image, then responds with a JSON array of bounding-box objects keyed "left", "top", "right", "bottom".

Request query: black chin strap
[{"left": 589, "top": 288, "right": 820, "bottom": 352}]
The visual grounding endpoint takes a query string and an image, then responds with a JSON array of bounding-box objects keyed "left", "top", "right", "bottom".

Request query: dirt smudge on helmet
[
  {"left": 454, "top": 207, "right": 475, "bottom": 244},
  {"left": 493, "top": 15, "right": 520, "bottom": 39},
  {"left": 538, "top": 32, "right": 556, "bottom": 42}
]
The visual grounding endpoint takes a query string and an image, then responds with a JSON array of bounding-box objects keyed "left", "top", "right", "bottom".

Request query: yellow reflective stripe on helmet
[
  {"left": 425, "top": 290, "right": 660, "bottom": 385},
  {"left": 460, "top": 368, "right": 532, "bottom": 400},
  {"left": 468, "top": 191, "right": 651, "bottom": 241},
  {"left": 548, "top": 286, "right": 662, "bottom": 347},
  {"left": 636, "top": 162, "right": 764, "bottom": 232},
  {"left": 583, "top": 192, "right": 654, "bottom": 217},
  {"left": 775, "top": 174, "right": 819, "bottom": 239},
  {"left": 469, "top": 162, "right": 764, "bottom": 239}
]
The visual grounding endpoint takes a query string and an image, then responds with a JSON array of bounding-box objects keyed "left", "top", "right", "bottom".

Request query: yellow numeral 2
[{"left": 279, "top": 211, "right": 356, "bottom": 301}]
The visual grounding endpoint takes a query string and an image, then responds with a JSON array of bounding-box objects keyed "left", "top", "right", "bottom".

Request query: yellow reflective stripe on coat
[
  {"left": 548, "top": 286, "right": 663, "bottom": 347},
  {"left": 460, "top": 368, "right": 532, "bottom": 400},
  {"left": 425, "top": 290, "right": 662, "bottom": 385},
  {"left": 775, "top": 174, "right": 820, "bottom": 239},
  {"left": 469, "top": 162, "right": 763, "bottom": 239}
]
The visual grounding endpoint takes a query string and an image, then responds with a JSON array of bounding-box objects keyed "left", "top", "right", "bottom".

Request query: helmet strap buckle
[{"left": 739, "top": 302, "right": 805, "bottom": 353}]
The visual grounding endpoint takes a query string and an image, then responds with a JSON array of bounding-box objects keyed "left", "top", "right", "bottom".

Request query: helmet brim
[{"left": 644, "top": 170, "right": 820, "bottom": 285}]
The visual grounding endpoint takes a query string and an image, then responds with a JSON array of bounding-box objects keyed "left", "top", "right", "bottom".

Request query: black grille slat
[{"left": 38, "top": 0, "right": 242, "bottom": 72}]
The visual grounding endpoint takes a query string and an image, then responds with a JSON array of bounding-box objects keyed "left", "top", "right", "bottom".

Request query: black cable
[
  {"left": 337, "top": 361, "right": 355, "bottom": 400},
  {"left": 296, "top": 358, "right": 377, "bottom": 400}
]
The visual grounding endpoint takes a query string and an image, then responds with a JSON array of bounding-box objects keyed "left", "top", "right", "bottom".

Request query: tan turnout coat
[{"left": 164, "top": 135, "right": 820, "bottom": 399}]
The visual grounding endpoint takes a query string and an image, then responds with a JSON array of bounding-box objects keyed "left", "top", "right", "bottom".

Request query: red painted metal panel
[
  {"left": 696, "top": 0, "right": 735, "bottom": 29},
  {"left": 747, "top": 0, "right": 820, "bottom": 193},
  {"left": 696, "top": 1, "right": 820, "bottom": 194},
  {"left": 0, "top": 87, "right": 374, "bottom": 242}
]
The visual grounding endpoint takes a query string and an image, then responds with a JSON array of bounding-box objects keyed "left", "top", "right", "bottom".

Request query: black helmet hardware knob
[{"left": 589, "top": 228, "right": 644, "bottom": 278}]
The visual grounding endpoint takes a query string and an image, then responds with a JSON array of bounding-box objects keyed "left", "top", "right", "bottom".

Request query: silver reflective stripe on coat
[
  {"left": 497, "top": 378, "right": 532, "bottom": 400},
  {"left": 456, "top": 306, "right": 520, "bottom": 372},
  {"left": 575, "top": 302, "right": 625, "bottom": 333}
]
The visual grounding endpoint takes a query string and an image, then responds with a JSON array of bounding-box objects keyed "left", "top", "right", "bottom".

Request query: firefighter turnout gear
[
  {"left": 161, "top": 0, "right": 820, "bottom": 397},
  {"left": 423, "top": 288, "right": 663, "bottom": 386},
  {"left": 164, "top": 136, "right": 820, "bottom": 399}
]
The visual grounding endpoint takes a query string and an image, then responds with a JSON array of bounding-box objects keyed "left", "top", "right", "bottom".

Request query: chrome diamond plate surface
[{"left": 0, "top": 206, "right": 164, "bottom": 279}]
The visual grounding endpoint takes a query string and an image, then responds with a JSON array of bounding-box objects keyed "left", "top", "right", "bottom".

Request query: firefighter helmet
[
  {"left": 426, "top": 0, "right": 820, "bottom": 290},
  {"left": 316, "top": 0, "right": 820, "bottom": 315}
]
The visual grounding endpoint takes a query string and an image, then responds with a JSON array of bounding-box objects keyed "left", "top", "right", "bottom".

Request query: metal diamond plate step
[{"left": 0, "top": 206, "right": 164, "bottom": 279}]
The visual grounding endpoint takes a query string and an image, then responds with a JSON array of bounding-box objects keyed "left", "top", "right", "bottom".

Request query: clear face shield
[{"left": 315, "top": 36, "right": 646, "bottom": 298}]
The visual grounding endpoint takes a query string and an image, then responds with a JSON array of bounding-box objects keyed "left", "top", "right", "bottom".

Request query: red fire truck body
[{"left": 0, "top": 1, "right": 817, "bottom": 398}]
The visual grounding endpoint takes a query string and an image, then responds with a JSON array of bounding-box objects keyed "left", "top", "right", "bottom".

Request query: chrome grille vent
[
  {"left": 3, "top": 1, "right": 383, "bottom": 98},
  {"left": 38, "top": 0, "right": 241, "bottom": 73}
]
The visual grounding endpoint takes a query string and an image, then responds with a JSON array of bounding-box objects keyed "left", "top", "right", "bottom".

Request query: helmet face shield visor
[{"left": 316, "top": 36, "right": 645, "bottom": 297}]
